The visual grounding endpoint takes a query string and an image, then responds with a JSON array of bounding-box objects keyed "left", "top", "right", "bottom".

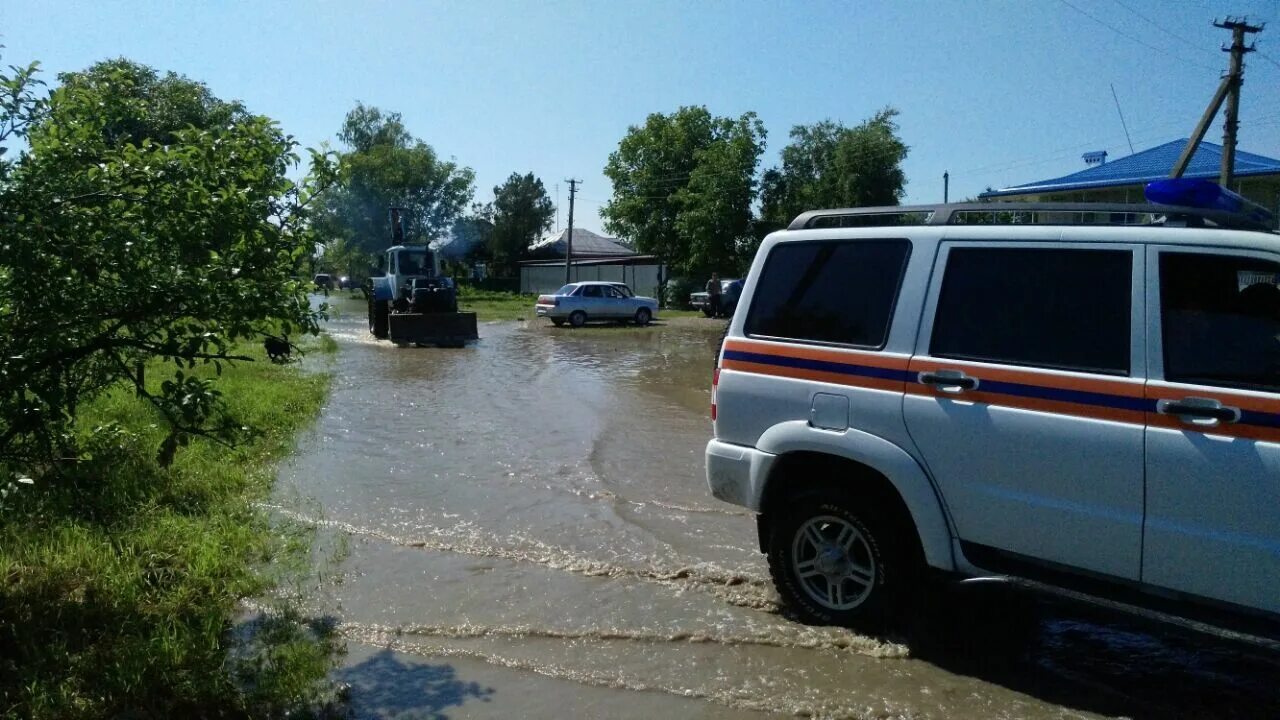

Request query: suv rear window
[
  {"left": 929, "top": 247, "right": 1131, "bottom": 374},
  {"left": 1161, "top": 252, "right": 1280, "bottom": 392},
  {"left": 745, "top": 240, "right": 909, "bottom": 347}
]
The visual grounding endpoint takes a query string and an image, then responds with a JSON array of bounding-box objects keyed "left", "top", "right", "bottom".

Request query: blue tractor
[{"left": 366, "top": 209, "right": 479, "bottom": 348}]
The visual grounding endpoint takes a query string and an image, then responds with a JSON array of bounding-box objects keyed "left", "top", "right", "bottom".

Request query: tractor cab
[
  {"left": 387, "top": 245, "right": 439, "bottom": 282},
  {"left": 385, "top": 245, "right": 448, "bottom": 300}
]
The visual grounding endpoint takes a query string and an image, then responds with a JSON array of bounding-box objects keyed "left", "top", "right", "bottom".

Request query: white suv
[{"left": 707, "top": 203, "right": 1280, "bottom": 632}]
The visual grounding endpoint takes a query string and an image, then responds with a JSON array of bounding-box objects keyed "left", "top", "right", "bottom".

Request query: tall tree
[
  {"left": 0, "top": 58, "right": 336, "bottom": 473},
  {"left": 489, "top": 172, "right": 554, "bottom": 274},
  {"left": 442, "top": 204, "right": 495, "bottom": 269},
  {"left": 314, "top": 102, "right": 474, "bottom": 258},
  {"left": 760, "top": 108, "right": 908, "bottom": 230},
  {"left": 602, "top": 106, "right": 765, "bottom": 277}
]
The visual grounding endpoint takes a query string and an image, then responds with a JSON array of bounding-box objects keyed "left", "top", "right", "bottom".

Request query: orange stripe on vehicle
[
  {"left": 723, "top": 339, "right": 911, "bottom": 371},
  {"left": 1146, "top": 413, "right": 1280, "bottom": 443},
  {"left": 902, "top": 383, "right": 1147, "bottom": 425},
  {"left": 720, "top": 359, "right": 907, "bottom": 393},
  {"left": 909, "top": 357, "right": 1145, "bottom": 399}
]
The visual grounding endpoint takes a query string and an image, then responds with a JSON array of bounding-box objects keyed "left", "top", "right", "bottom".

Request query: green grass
[
  {"left": 457, "top": 286, "right": 537, "bottom": 322},
  {"left": 660, "top": 308, "right": 706, "bottom": 319},
  {"left": 0, "top": 337, "right": 342, "bottom": 719}
]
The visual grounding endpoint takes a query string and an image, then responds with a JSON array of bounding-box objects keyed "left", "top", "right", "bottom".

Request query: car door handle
[
  {"left": 1156, "top": 397, "right": 1241, "bottom": 426},
  {"left": 918, "top": 370, "right": 979, "bottom": 393}
]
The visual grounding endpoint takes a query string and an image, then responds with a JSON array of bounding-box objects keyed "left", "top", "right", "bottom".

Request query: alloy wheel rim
[{"left": 791, "top": 515, "right": 876, "bottom": 611}]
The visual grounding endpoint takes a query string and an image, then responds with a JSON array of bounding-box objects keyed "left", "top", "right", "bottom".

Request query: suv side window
[
  {"left": 745, "top": 240, "right": 910, "bottom": 347},
  {"left": 930, "top": 247, "right": 1131, "bottom": 374},
  {"left": 1161, "top": 252, "right": 1280, "bottom": 392}
]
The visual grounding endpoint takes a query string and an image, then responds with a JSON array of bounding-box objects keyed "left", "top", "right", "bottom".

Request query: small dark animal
[{"left": 263, "top": 335, "right": 292, "bottom": 364}]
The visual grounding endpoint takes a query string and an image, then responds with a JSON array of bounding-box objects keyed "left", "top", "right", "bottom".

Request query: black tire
[
  {"left": 369, "top": 298, "right": 389, "bottom": 339},
  {"left": 701, "top": 307, "right": 714, "bottom": 318},
  {"left": 568, "top": 310, "right": 587, "bottom": 328},
  {"left": 551, "top": 318, "right": 565, "bottom": 327},
  {"left": 766, "top": 489, "right": 917, "bottom": 629},
  {"left": 634, "top": 307, "right": 652, "bottom": 326}
]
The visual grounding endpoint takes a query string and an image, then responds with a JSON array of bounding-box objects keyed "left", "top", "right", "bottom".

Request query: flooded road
[{"left": 276, "top": 297, "right": 1280, "bottom": 719}]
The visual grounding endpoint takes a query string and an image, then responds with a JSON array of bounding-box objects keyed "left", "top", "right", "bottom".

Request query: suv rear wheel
[{"left": 767, "top": 489, "right": 917, "bottom": 629}]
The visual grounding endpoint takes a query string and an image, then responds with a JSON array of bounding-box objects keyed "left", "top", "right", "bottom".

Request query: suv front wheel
[{"left": 767, "top": 490, "right": 914, "bottom": 629}]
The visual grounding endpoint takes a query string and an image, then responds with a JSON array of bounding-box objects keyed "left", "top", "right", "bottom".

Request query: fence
[{"left": 520, "top": 262, "right": 665, "bottom": 300}]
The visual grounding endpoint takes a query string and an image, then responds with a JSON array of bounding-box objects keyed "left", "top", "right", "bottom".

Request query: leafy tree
[
  {"left": 760, "top": 108, "right": 908, "bottom": 230},
  {"left": 314, "top": 103, "right": 474, "bottom": 260},
  {"left": 0, "top": 58, "right": 336, "bottom": 474},
  {"left": 442, "top": 203, "right": 494, "bottom": 270},
  {"left": 489, "top": 172, "right": 554, "bottom": 274},
  {"left": 602, "top": 106, "right": 765, "bottom": 277}
]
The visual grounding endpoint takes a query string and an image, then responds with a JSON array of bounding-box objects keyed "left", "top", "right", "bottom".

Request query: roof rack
[{"left": 787, "top": 202, "right": 1275, "bottom": 233}]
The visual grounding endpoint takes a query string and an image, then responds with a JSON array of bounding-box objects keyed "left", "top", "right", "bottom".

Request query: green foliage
[
  {"left": 455, "top": 286, "right": 535, "bottom": 322},
  {"left": 443, "top": 205, "right": 495, "bottom": 270},
  {"left": 0, "top": 342, "right": 342, "bottom": 719},
  {"left": 759, "top": 108, "right": 909, "bottom": 231},
  {"left": 489, "top": 172, "right": 554, "bottom": 274},
  {"left": 0, "top": 57, "right": 337, "bottom": 479},
  {"left": 314, "top": 102, "right": 475, "bottom": 259},
  {"left": 602, "top": 106, "right": 765, "bottom": 277}
]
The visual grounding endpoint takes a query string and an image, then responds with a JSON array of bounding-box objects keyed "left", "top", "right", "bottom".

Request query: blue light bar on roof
[{"left": 1145, "top": 178, "right": 1274, "bottom": 224}]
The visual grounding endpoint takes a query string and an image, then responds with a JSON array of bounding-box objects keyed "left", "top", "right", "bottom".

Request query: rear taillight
[{"left": 711, "top": 367, "right": 719, "bottom": 421}]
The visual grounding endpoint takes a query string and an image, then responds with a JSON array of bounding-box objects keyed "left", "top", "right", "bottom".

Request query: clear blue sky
[{"left": 4, "top": 0, "right": 1279, "bottom": 234}]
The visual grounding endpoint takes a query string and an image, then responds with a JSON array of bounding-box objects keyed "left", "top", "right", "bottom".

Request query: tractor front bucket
[{"left": 387, "top": 311, "right": 479, "bottom": 347}]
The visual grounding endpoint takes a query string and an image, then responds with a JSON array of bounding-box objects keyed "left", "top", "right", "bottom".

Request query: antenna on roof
[{"left": 1110, "top": 83, "right": 1136, "bottom": 155}]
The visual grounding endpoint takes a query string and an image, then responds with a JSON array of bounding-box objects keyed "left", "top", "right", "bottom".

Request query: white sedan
[{"left": 535, "top": 281, "right": 659, "bottom": 327}]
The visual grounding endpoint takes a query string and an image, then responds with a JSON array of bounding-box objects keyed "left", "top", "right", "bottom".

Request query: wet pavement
[{"left": 274, "top": 297, "right": 1280, "bottom": 719}]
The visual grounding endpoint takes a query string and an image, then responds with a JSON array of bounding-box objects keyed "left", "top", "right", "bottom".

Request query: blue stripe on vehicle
[
  {"left": 1238, "top": 408, "right": 1280, "bottom": 429},
  {"left": 977, "top": 378, "right": 1155, "bottom": 413},
  {"left": 721, "top": 349, "right": 913, "bottom": 383},
  {"left": 727, "top": 347, "right": 1280, "bottom": 432}
]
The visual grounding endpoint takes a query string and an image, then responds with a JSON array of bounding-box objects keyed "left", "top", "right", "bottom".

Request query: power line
[
  {"left": 1257, "top": 49, "right": 1280, "bottom": 70},
  {"left": 1107, "top": 0, "right": 1218, "bottom": 55},
  {"left": 1059, "top": 0, "right": 1221, "bottom": 72}
]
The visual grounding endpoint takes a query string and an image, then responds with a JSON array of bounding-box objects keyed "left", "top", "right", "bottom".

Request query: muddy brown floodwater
[{"left": 273, "top": 296, "right": 1280, "bottom": 719}]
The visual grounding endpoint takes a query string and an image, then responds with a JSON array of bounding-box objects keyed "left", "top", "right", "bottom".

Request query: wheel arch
[{"left": 755, "top": 423, "right": 955, "bottom": 572}]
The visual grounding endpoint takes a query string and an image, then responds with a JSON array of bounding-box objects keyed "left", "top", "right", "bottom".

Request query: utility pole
[
  {"left": 943, "top": 171, "right": 949, "bottom": 204},
  {"left": 1218, "top": 17, "right": 1261, "bottom": 188},
  {"left": 564, "top": 178, "right": 580, "bottom": 284},
  {"left": 1170, "top": 17, "right": 1262, "bottom": 181}
]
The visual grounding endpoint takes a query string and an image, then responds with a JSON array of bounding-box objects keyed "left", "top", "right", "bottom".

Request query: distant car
[
  {"left": 535, "top": 281, "right": 659, "bottom": 327},
  {"left": 313, "top": 273, "right": 333, "bottom": 291},
  {"left": 690, "top": 279, "right": 744, "bottom": 317}
]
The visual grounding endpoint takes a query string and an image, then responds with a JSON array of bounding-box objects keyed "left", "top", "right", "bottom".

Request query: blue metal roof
[{"left": 980, "top": 139, "right": 1280, "bottom": 198}]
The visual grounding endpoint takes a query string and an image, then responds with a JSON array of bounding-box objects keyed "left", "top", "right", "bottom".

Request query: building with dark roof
[
  {"left": 526, "top": 227, "right": 636, "bottom": 259},
  {"left": 979, "top": 139, "right": 1280, "bottom": 225}
]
